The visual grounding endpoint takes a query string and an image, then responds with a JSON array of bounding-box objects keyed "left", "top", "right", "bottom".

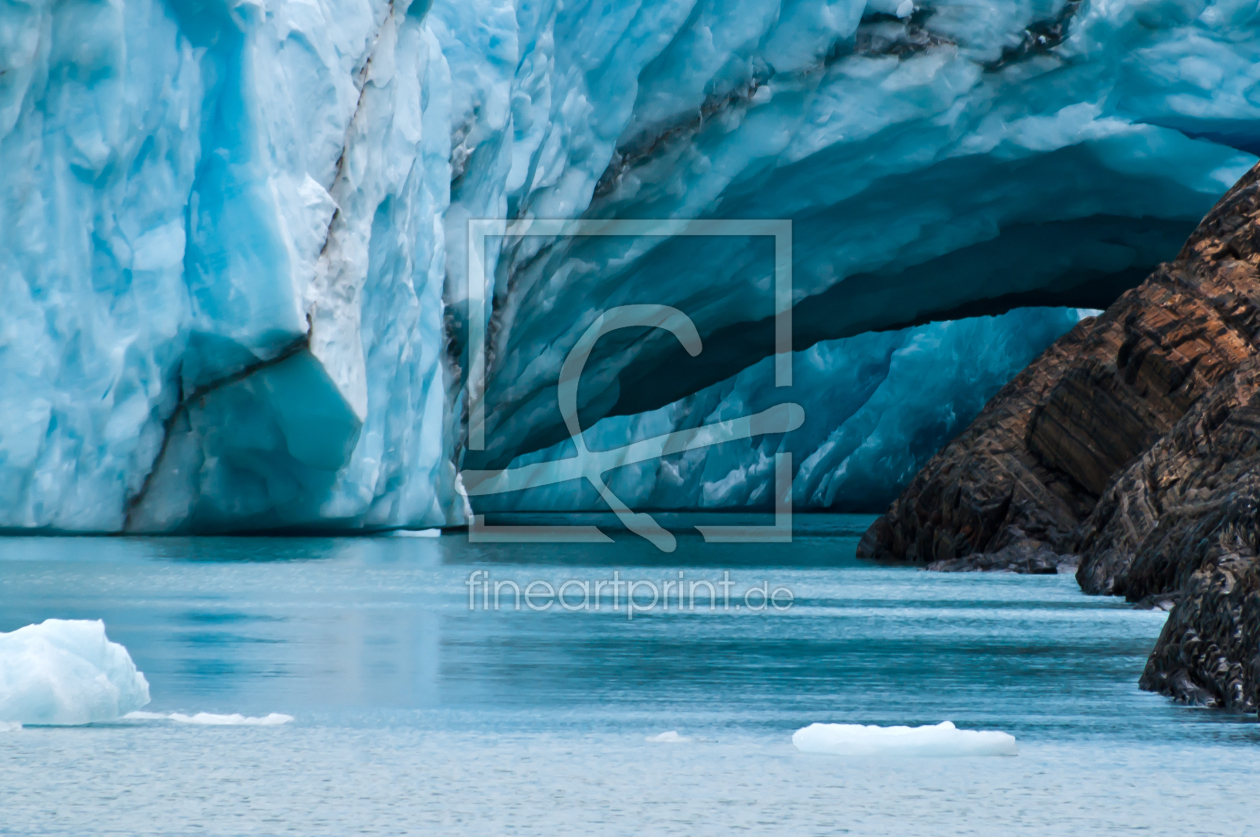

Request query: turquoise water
[{"left": 1, "top": 515, "right": 1257, "bottom": 835}]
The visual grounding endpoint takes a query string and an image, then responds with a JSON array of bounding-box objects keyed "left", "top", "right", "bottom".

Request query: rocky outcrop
[
  {"left": 858, "top": 162, "right": 1260, "bottom": 570},
  {"left": 1142, "top": 551, "right": 1260, "bottom": 710},
  {"left": 927, "top": 538, "right": 1077, "bottom": 574},
  {"left": 1074, "top": 361, "right": 1260, "bottom": 708},
  {"left": 1075, "top": 364, "right": 1260, "bottom": 597},
  {"left": 860, "top": 161, "right": 1260, "bottom": 712},
  {"left": 852, "top": 316, "right": 1099, "bottom": 564}
]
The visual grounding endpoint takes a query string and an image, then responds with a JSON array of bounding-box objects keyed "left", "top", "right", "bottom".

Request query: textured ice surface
[
  {"left": 1, "top": 0, "right": 456, "bottom": 532},
  {"left": 793, "top": 721, "right": 1018, "bottom": 757},
  {"left": 456, "top": 0, "right": 1260, "bottom": 471},
  {"left": 2, "top": 0, "right": 1258, "bottom": 530},
  {"left": 475, "top": 307, "right": 1086, "bottom": 512},
  {"left": 0, "top": 620, "right": 151, "bottom": 725}
]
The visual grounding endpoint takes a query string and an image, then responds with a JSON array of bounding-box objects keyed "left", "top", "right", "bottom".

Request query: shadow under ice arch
[{"left": 460, "top": 220, "right": 799, "bottom": 551}]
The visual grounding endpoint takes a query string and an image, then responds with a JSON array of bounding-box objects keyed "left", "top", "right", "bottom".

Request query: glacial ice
[
  {"left": 1, "top": 0, "right": 456, "bottom": 532},
  {"left": 389, "top": 528, "right": 443, "bottom": 537},
  {"left": 170, "top": 712, "right": 293, "bottom": 725},
  {"left": 792, "top": 721, "right": 1018, "bottom": 756},
  {"left": 126, "top": 711, "right": 294, "bottom": 726},
  {"left": 2, "top": 0, "right": 1258, "bottom": 530},
  {"left": 0, "top": 619, "right": 151, "bottom": 725},
  {"left": 475, "top": 307, "right": 1087, "bottom": 511}
]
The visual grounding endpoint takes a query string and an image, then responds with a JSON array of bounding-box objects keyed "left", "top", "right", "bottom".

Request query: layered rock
[
  {"left": 1076, "top": 366, "right": 1260, "bottom": 598},
  {"left": 855, "top": 319, "right": 1098, "bottom": 564},
  {"left": 1142, "top": 549, "right": 1260, "bottom": 710},
  {"left": 859, "top": 163, "right": 1260, "bottom": 568},
  {"left": 1081, "top": 361, "right": 1260, "bottom": 709},
  {"left": 861, "top": 161, "right": 1260, "bottom": 711}
]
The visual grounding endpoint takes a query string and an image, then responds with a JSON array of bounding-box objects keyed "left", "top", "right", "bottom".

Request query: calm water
[{"left": 1, "top": 515, "right": 1257, "bottom": 835}]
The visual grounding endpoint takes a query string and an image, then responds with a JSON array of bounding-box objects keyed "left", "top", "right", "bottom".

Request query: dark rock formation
[
  {"left": 1142, "top": 553, "right": 1260, "bottom": 710},
  {"left": 854, "top": 318, "right": 1100, "bottom": 565},
  {"left": 859, "top": 161, "right": 1260, "bottom": 712},
  {"left": 859, "top": 162, "right": 1260, "bottom": 570},
  {"left": 1075, "top": 364, "right": 1260, "bottom": 597},
  {"left": 1076, "top": 361, "right": 1260, "bottom": 709},
  {"left": 928, "top": 538, "right": 1077, "bottom": 574}
]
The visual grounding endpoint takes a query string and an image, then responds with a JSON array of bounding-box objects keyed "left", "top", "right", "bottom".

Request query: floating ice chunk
[
  {"left": 792, "top": 721, "right": 1017, "bottom": 757},
  {"left": 171, "top": 713, "right": 294, "bottom": 726},
  {"left": 0, "top": 620, "right": 150, "bottom": 725},
  {"left": 896, "top": 0, "right": 915, "bottom": 17},
  {"left": 389, "top": 529, "right": 443, "bottom": 538},
  {"left": 646, "top": 730, "right": 690, "bottom": 743},
  {"left": 0, "top": 721, "right": 21, "bottom": 733},
  {"left": 124, "top": 711, "right": 294, "bottom": 726}
]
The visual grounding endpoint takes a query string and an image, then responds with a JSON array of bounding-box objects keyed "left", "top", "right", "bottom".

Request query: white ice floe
[
  {"left": 171, "top": 713, "right": 294, "bottom": 726},
  {"left": 0, "top": 619, "right": 150, "bottom": 725},
  {"left": 0, "top": 721, "right": 21, "bottom": 732},
  {"left": 792, "top": 721, "right": 1017, "bottom": 757},
  {"left": 646, "top": 730, "right": 691, "bottom": 743},
  {"left": 389, "top": 529, "right": 443, "bottom": 538},
  {"left": 125, "top": 711, "right": 294, "bottom": 726}
]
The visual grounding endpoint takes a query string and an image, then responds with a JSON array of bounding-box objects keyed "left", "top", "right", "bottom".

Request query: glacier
[
  {"left": 0, "top": 619, "right": 151, "bottom": 725},
  {"left": 1, "top": 0, "right": 1258, "bottom": 531}
]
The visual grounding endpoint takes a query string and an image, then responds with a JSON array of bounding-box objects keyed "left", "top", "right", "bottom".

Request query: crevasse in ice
[{"left": 1, "top": 0, "right": 1257, "bottom": 530}]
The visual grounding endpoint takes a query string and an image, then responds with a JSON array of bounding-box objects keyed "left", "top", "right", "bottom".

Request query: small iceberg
[
  {"left": 792, "top": 721, "right": 1017, "bottom": 757},
  {"left": 0, "top": 619, "right": 150, "bottom": 725},
  {"left": 646, "top": 730, "right": 690, "bottom": 743},
  {"left": 125, "top": 711, "right": 293, "bottom": 726},
  {"left": 0, "top": 721, "right": 21, "bottom": 733}
]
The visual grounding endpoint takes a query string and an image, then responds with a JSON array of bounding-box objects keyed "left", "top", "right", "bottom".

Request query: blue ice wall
[{"left": 1, "top": 0, "right": 1257, "bottom": 530}]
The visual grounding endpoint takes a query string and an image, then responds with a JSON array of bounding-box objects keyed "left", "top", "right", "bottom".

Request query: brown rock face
[
  {"left": 1075, "top": 365, "right": 1260, "bottom": 596},
  {"left": 859, "top": 162, "right": 1260, "bottom": 712},
  {"left": 1075, "top": 361, "right": 1260, "bottom": 708},
  {"left": 855, "top": 320, "right": 1098, "bottom": 564},
  {"left": 1142, "top": 551, "right": 1260, "bottom": 711},
  {"left": 859, "top": 162, "right": 1260, "bottom": 569},
  {"left": 927, "top": 538, "right": 1077, "bottom": 575}
]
